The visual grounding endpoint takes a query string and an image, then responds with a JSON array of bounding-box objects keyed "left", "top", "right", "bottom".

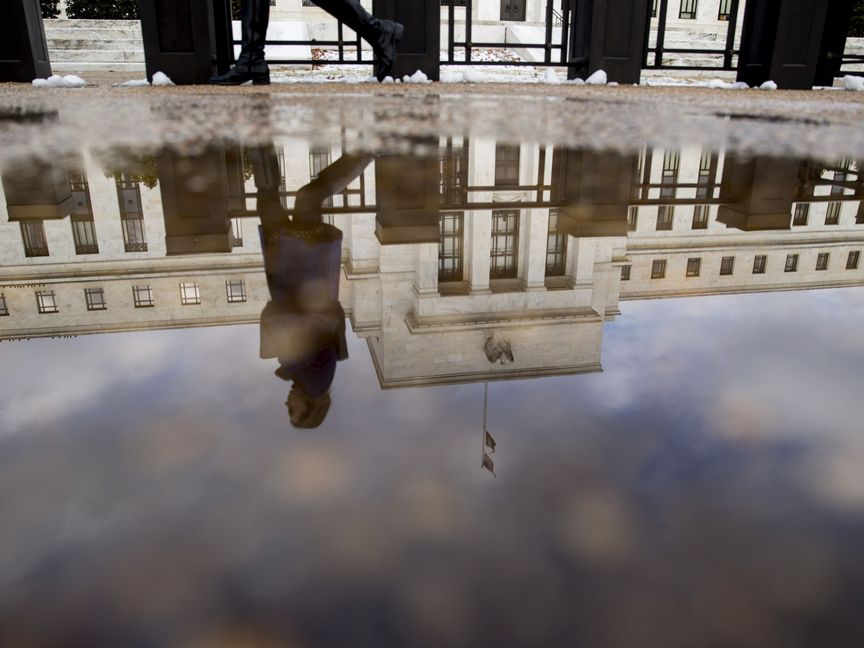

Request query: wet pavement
[{"left": 1, "top": 88, "right": 863, "bottom": 647}]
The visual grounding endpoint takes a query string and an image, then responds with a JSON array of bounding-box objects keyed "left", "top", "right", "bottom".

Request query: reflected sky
[
  {"left": 1, "top": 286, "right": 863, "bottom": 647},
  {"left": 1, "top": 127, "right": 864, "bottom": 645}
]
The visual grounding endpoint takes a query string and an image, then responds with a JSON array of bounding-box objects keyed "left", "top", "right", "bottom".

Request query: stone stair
[{"left": 44, "top": 19, "right": 145, "bottom": 73}]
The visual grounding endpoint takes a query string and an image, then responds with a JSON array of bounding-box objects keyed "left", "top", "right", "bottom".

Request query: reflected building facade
[{"left": 1, "top": 140, "right": 862, "bottom": 388}]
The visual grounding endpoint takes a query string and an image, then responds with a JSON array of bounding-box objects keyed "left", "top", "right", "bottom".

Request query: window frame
[
  {"left": 132, "top": 285, "right": 155, "bottom": 308},
  {"left": 753, "top": 255, "right": 767, "bottom": 274},
  {"left": 815, "top": 253, "right": 830, "bottom": 271},
  {"left": 686, "top": 258, "right": 701, "bottom": 278},
  {"left": 84, "top": 287, "right": 107, "bottom": 311},
  {"left": 180, "top": 282, "right": 201, "bottom": 306},
  {"left": 651, "top": 259, "right": 667, "bottom": 279},
  {"left": 719, "top": 256, "right": 735, "bottom": 276},
  {"left": 36, "top": 290, "right": 59, "bottom": 314},
  {"left": 226, "top": 279, "right": 248, "bottom": 304}
]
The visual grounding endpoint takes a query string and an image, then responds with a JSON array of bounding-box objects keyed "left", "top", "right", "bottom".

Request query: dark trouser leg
[
  {"left": 294, "top": 154, "right": 374, "bottom": 224},
  {"left": 311, "top": 0, "right": 403, "bottom": 80},
  {"left": 311, "top": 0, "right": 378, "bottom": 42},
  {"left": 238, "top": 0, "right": 271, "bottom": 64}
]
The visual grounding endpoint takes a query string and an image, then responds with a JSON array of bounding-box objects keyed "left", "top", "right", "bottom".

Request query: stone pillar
[
  {"left": 567, "top": 0, "right": 649, "bottom": 84},
  {"left": 468, "top": 211, "right": 492, "bottom": 294},
  {"left": 373, "top": 0, "right": 440, "bottom": 80},
  {"left": 138, "top": 0, "right": 234, "bottom": 84},
  {"left": 718, "top": 156, "right": 801, "bottom": 231},
  {"left": 524, "top": 209, "right": 549, "bottom": 291},
  {"left": 414, "top": 242, "right": 440, "bottom": 296},
  {"left": 737, "top": 0, "right": 830, "bottom": 89},
  {"left": 0, "top": 0, "right": 51, "bottom": 82}
]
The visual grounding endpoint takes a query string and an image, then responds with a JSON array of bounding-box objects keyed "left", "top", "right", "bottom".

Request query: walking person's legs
[
  {"left": 210, "top": 0, "right": 272, "bottom": 85},
  {"left": 209, "top": 0, "right": 403, "bottom": 85},
  {"left": 311, "top": 0, "right": 403, "bottom": 81}
]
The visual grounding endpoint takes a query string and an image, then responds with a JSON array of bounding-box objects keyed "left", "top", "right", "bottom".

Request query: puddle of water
[{"left": 1, "top": 126, "right": 864, "bottom": 647}]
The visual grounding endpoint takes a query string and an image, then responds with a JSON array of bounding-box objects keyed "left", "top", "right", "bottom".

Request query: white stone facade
[{"left": 1, "top": 139, "right": 862, "bottom": 387}]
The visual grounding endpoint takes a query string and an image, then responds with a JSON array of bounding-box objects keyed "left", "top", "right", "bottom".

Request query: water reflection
[
  {"left": 1, "top": 140, "right": 862, "bottom": 388},
  {"left": 1, "top": 137, "right": 864, "bottom": 646}
]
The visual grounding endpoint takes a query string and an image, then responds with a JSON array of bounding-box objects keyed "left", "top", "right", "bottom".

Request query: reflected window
[
  {"left": 621, "top": 265, "right": 631, "bottom": 281},
  {"left": 660, "top": 151, "right": 679, "bottom": 198},
  {"left": 832, "top": 159, "right": 850, "bottom": 195},
  {"left": 69, "top": 172, "right": 99, "bottom": 255},
  {"left": 679, "top": 0, "right": 697, "bottom": 19},
  {"left": 720, "top": 256, "right": 735, "bottom": 275},
  {"left": 793, "top": 203, "right": 809, "bottom": 226},
  {"left": 440, "top": 139, "right": 468, "bottom": 205},
  {"left": 226, "top": 280, "right": 247, "bottom": 303},
  {"left": 651, "top": 259, "right": 666, "bottom": 279},
  {"left": 439, "top": 213, "right": 464, "bottom": 282},
  {"left": 133, "top": 285, "right": 154, "bottom": 308},
  {"left": 36, "top": 290, "right": 58, "bottom": 314},
  {"left": 696, "top": 152, "right": 715, "bottom": 199},
  {"left": 686, "top": 258, "right": 701, "bottom": 277},
  {"left": 545, "top": 210, "right": 567, "bottom": 277},
  {"left": 494, "top": 144, "right": 520, "bottom": 187},
  {"left": 627, "top": 206, "right": 638, "bottom": 231},
  {"left": 180, "top": 282, "right": 201, "bottom": 305},
  {"left": 847, "top": 251, "right": 860, "bottom": 270},
  {"left": 490, "top": 210, "right": 519, "bottom": 279},
  {"left": 816, "top": 253, "right": 830, "bottom": 271},
  {"left": 71, "top": 218, "right": 99, "bottom": 255},
  {"left": 21, "top": 221, "right": 49, "bottom": 257},
  {"left": 232, "top": 218, "right": 244, "bottom": 247},
  {"left": 310, "top": 146, "right": 333, "bottom": 208},
  {"left": 84, "top": 287, "right": 107, "bottom": 311},
  {"left": 825, "top": 202, "right": 841, "bottom": 225},
  {"left": 785, "top": 254, "right": 799, "bottom": 272},
  {"left": 0, "top": 293, "right": 8, "bottom": 316},
  {"left": 656, "top": 205, "right": 674, "bottom": 230},
  {"left": 753, "top": 255, "right": 767, "bottom": 274},
  {"left": 692, "top": 206, "right": 709, "bottom": 229},
  {"left": 718, "top": 0, "right": 732, "bottom": 20},
  {"left": 857, "top": 201, "right": 863, "bottom": 224},
  {"left": 116, "top": 175, "right": 148, "bottom": 252}
]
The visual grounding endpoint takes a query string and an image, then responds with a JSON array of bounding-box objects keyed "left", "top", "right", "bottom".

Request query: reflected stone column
[
  {"left": 468, "top": 138, "right": 495, "bottom": 294},
  {"left": 524, "top": 209, "right": 549, "bottom": 291}
]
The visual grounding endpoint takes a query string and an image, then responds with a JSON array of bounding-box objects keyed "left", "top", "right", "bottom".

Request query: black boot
[
  {"left": 370, "top": 20, "right": 404, "bottom": 82},
  {"left": 209, "top": 0, "right": 271, "bottom": 85},
  {"left": 209, "top": 59, "right": 271, "bottom": 86},
  {"left": 311, "top": 0, "right": 403, "bottom": 81}
]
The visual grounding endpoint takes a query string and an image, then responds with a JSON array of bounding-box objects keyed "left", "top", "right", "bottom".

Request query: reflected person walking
[{"left": 209, "top": 0, "right": 403, "bottom": 85}]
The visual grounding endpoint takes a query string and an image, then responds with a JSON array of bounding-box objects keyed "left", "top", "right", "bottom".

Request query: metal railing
[{"left": 647, "top": 0, "right": 741, "bottom": 71}]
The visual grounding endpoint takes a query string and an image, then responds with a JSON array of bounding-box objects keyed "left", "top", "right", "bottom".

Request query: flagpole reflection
[{"left": 481, "top": 382, "right": 496, "bottom": 478}]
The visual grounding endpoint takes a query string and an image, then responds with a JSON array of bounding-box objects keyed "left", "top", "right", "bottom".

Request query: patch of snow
[
  {"left": 843, "top": 75, "right": 864, "bottom": 91},
  {"left": 542, "top": 68, "right": 564, "bottom": 85},
  {"left": 585, "top": 70, "right": 608, "bottom": 85},
  {"left": 464, "top": 69, "right": 497, "bottom": 83},
  {"left": 440, "top": 70, "right": 464, "bottom": 83},
  {"left": 151, "top": 72, "right": 175, "bottom": 87},
  {"left": 608, "top": 81, "right": 619, "bottom": 87},
  {"left": 707, "top": 78, "right": 749, "bottom": 90},
  {"left": 381, "top": 76, "right": 395, "bottom": 84},
  {"left": 402, "top": 70, "right": 430, "bottom": 84},
  {"left": 759, "top": 80, "right": 778, "bottom": 91},
  {"left": 32, "top": 74, "right": 87, "bottom": 88},
  {"left": 571, "top": 77, "right": 585, "bottom": 86},
  {"left": 116, "top": 79, "right": 150, "bottom": 88}
]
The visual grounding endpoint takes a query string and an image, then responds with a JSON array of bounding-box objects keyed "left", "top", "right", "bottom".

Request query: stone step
[
  {"left": 44, "top": 28, "right": 143, "bottom": 41},
  {"left": 49, "top": 49, "right": 146, "bottom": 63},
  {"left": 43, "top": 18, "right": 142, "bottom": 30},
  {"left": 50, "top": 61, "right": 145, "bottom": 72},
  {"left": 47, "top": 38, "right": 142, "bottom": 51}
]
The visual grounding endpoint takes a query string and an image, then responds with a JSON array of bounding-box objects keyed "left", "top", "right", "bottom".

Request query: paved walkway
[{"left": 1, "top": 76, "right": 863, "bottom": 164}]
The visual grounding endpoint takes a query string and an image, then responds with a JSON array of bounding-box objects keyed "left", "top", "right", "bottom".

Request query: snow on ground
[
  {"left": 844, "top": 75, "right": 864, "bottom": 91},
  {"left": 32, "top": 75, "right": 87, "bottom": 88}
]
